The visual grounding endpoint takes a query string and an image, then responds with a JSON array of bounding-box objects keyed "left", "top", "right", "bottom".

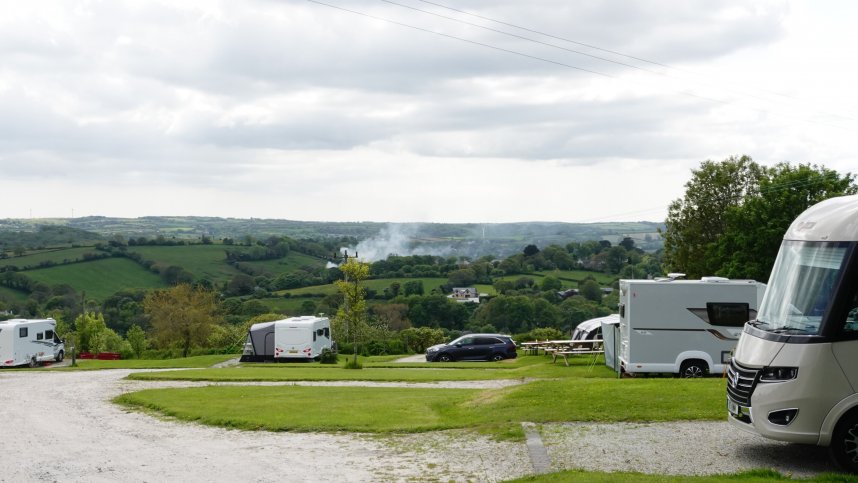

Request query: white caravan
[
  {"left": 0, "top": 318, "right": 65, "bottom": 367},
  {"left": 241, "top": 316, "right": 331, "bottom": 362},
  {"left": 727, "top": 194, "right": 858, "bottom": 471},
  {"left": 618, "top": 278, "right": 766, "bottom": 377}
]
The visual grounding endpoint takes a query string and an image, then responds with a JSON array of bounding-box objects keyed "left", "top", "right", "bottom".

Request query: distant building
[
  {"left": 557, "top": 288, "right": 580, "bottom": 299},
  {"left": 449, "top": 287, "right": 480, "bottom": 303}
]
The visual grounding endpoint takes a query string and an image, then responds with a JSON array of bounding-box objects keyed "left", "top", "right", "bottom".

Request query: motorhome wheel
[
  {"left": 29, "top": 357, "right": 37, "bottom": 368},
  {"left": 56, "top": 351, "right": 64, "bottom": 363},
  {"left": 830, "top": 411, "right": 858, "bottom": 472},
  {"left": 680, "top": 360, "right": 707, "bottom": 378}
]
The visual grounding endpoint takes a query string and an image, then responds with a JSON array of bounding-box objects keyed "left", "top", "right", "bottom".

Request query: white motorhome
[
  {"left": 618, "top": 278, "right": 766, "bottom": 377},
  {"left": 727, "top": 194, "right": 858, "bottom": 471},
  {"left": 0, "top": 318, "right": 65, "bottom": 367},
  {"left": 240, "top": 316, "right": 331, "bottom": 362}
]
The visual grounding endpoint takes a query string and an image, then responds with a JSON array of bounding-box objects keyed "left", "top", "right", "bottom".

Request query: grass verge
[
  {"left": 53, "top": 354, "right": 237, "bottom": 370},
  {"left": 127, "top": 354, "right": 618, "bottom": 381}
]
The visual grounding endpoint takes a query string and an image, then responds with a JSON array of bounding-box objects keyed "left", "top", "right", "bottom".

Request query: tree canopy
[
  {"left": 662, "top": 157, "right": 855, "bottom": 280},
  {"left": 144, "top": 284, "right": 221, "bottom": 357}
]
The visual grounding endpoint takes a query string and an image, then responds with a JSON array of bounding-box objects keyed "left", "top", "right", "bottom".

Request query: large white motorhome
[
  {"left": 618, "top": 278, "right": 766, "bottom": 377},
  {"left": 727, "top": 194, "right": 858, "bottom": 471},
  {"left": 0, "top": 318, "right": 65, "bottom": 367},
  {"left": 240, "top": 316, "right": 332, "bottom": 362}
]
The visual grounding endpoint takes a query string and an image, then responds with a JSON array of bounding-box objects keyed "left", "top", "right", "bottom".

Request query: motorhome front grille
[{"left": 726, "top": 360, "right": 759, "bottom": 406}]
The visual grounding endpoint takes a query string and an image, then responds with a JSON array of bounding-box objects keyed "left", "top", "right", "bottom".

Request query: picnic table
[
  {"left": 544, "top": 339, "right": 604, "bottom": 366},
  {"left": 520, "top": 341, "right": 544, "bottom": 355}
]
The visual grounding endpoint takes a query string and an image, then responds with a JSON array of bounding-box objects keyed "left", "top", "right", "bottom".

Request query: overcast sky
[{"left": 1, "top": 0, "right": 855, "bottom": 223}]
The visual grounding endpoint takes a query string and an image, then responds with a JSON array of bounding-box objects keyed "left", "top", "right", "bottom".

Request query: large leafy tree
[
  {"left": 144, "top": 284, "right": 221, "bottom": 357},
  {"left": 716, "top": 163, "right": 856, "bottom": 281},
  {"left": 662, "top": 155, "right": 764, "bottom": 278},
  {"left": 663, "top": 157, "right": 855, "bottom": 280}
]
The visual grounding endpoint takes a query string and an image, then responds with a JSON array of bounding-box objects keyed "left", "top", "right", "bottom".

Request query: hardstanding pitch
[{"left": 0, "top": 369, "right": 837, "bottom": 482}]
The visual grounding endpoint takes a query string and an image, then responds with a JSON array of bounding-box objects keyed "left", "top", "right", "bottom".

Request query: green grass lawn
[
  {"left": 117, "top": 353, "right": 724, "bottom": 436},
  {"left": 24, "top": 257, "right": 166, "bottom": 302},
  {"left": 115, "top": 375, "right": 724, "bottom": 434}
]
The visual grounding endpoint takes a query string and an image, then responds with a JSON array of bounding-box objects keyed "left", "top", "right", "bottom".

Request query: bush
[
  {"left": 318, "top": 347, "right": 338, "bottom": 364},
  {"left": 527, "top": 327, "right": 565, "bottom": 342},
  {"left": 343, "top": 358, "right": 363, "bottom": 369}
]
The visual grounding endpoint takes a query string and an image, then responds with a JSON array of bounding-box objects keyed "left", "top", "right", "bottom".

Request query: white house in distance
[{"left": 449, "top": 287, "right": 481, "bottom": 304}]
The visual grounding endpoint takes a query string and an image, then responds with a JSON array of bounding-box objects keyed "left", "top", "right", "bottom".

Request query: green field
[
  {"left": 0, "top": 246, "right": 101, "bottom": 269},
  {"left": 24, "top": 257, "right": 167, "bottom": 302},
  {"left": 0, "top": 284, "right": 28, "bottom": 302},
  {"left": 239, "top": 252, "right": 327, "bottom": 275},
  {"left": 126, "top": 245, "right": 245, "bottom": 283},
  {"left": 502, "top": 270, "right": 618, "bottom": 286}
]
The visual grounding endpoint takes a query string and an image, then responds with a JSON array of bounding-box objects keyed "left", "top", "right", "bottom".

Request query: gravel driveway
[{"left": 0, "top": 369, "right": 840, "bottom": 482}]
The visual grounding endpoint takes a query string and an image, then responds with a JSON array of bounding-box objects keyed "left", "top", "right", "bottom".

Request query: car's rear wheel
[
  {"left": 437, "top": 353, "right": 453, "bottom": 362},
  {"left": 490, "top": 353, "right": 504, "bottom": 362}
]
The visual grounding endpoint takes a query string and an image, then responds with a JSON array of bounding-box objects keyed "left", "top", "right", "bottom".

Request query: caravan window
[
  {"left": 19, "top": 327, "right": 28, "bottom": 338},
  {"left": 707, "top": 303, "right": 750, "bottom": 327}
]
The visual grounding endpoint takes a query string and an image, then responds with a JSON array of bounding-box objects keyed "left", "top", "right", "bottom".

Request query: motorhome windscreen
[{"left": 756, "top": 241, "right": 849, "bottom": 335}]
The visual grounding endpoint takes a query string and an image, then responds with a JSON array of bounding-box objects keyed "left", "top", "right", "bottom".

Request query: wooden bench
[{"left": 552, "top": 349, "right": 604, "bottom": 366}]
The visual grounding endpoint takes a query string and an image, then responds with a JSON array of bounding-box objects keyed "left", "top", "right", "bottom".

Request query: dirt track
[{"left": 0, "top": 369, "right": 840, "bottom": 482}]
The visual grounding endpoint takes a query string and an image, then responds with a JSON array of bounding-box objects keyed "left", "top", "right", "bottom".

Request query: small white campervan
[
  {"left": 0, "top": 318, "right": 65, "bottom": 367},
  {"left": 240, "top": 316, "right": 331, "bottom": 362},
  {"left": 618, "top": 277, "right": 766, "bottom": 377}
]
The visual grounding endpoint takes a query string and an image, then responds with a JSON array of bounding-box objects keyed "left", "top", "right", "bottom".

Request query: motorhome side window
[
  {"left": 37, "top": 332, "right": 44, "bottom": 340},
  {"left": 19, "top": 327, "right": 27, "bottom": 338},
  {"left": 707, "top": 303, "right": 750, "bottom": 327},
  {"left": 45, "top": 330, "right": 54, "bottom": 340},
  {"left": 324, "top": 328, "right": 330, "bottom": 338}
]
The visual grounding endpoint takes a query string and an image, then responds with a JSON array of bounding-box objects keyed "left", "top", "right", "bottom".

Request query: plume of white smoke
[{"left": 339, "top": 224, "right": 457, "bottom": 262}]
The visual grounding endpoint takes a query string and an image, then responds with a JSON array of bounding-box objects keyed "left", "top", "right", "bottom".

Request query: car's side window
[
  {"left": 477, "top": 337, "right": 501, "bottom": 345},
  {"left": 458, "top": 337, "right": 474, "bottom": 346}
]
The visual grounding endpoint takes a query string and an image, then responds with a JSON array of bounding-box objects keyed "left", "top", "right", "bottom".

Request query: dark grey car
[{"left": 425, "top": 334, "right": 517, "bottom": 362}]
